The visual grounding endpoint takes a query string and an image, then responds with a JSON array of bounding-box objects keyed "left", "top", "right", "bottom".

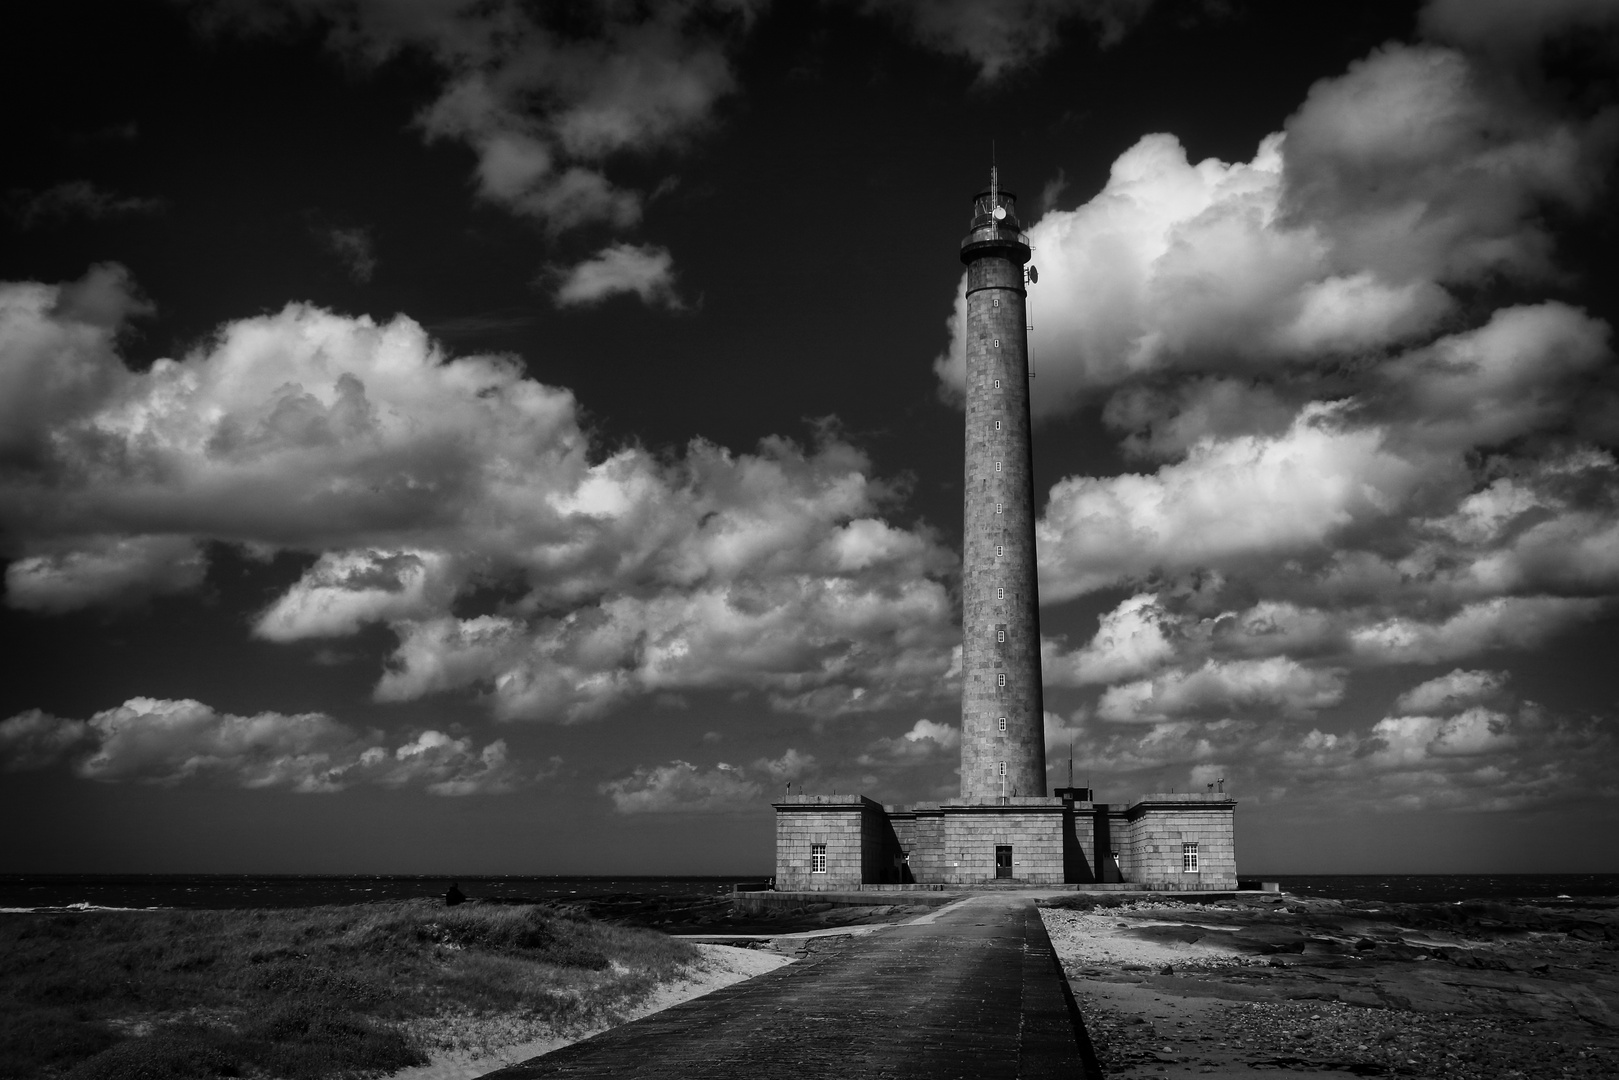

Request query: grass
[{"left": 0, "top": 900, "right": 698, "bottom": 1079}]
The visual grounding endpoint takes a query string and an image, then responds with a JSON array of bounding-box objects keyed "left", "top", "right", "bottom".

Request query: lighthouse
[
  {"left": 769, "top": 166, "right": 1241, "bottom": 893},
  {"left": 958, "top": 168, "right": 1045, "bottom": 801}
]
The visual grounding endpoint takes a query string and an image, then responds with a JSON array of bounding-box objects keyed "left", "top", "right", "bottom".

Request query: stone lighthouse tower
[
  {"left": 959, "top": 168, "right": 1045, "bottom": 801},
  {"left": 769, "top": 165, "right": 1242, "bottom": 892}
]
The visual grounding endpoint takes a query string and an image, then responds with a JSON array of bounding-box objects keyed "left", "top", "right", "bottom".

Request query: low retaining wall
[
  {"left": 733, "top": 890, "right": 965, "bottom": 913},
  {"left": 733, "top": 883, "right": 1282, "bottom": 913}
]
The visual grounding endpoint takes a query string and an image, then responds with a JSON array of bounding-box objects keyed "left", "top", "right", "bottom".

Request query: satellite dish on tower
[
  {"left": 1028, "top": 265, "right": 1039, "bottom": 284},
  {"left": 993, "top": 205, "right": 1007, "bottom": 221}
]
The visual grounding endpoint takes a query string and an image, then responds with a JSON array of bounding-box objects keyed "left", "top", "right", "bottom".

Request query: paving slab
[{"left": 483, "top": 892, "right": 1101, "bottom": 1079}]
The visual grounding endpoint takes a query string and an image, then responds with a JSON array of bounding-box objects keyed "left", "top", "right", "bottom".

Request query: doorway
[{"left": 995, "top": 845, "right": 1013, "bottom": 879}]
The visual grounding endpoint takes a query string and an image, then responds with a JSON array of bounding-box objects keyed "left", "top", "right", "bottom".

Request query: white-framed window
[
  {"left": 993, "top": 338, "right": 1000, "bottom": 348},
  {"left": 1182, "top": 842, "right": 1199, "bottom": 873},
  {"left": 996, "top": 588, "right": 1005, "bottom": 599},
  {"left": 811, "top": 843, "right": 827, "bottom": 874},
  {"left": 997, "top": 673, "right": 1007, "bottom": 687},
  {"left": 993, "top": 297, "right": 1000, "bottom": 307},
  {"left": 995, "top": 420, "right": 1002, "bottom": 430},
  {"left": 995, "top": 502, "right": 1002, "bottom": 514},
  {"left": 995, "top": 461, "right": 1002, "bottom": 472},
  {"left": 998, "top": 716, "right": 1007, "bottom": 733},
  {"left": 994, "top": 379, "right": 1001, "bottom": 388},
  {"left": 997, "top": 630, "right": 1005, "bottom": 642},
  {"left": 996, "top": 545, "right": 1004, "bottom": 557},
  {"left": 998, "top": 761, "right": 1006, "bottom": 775}
]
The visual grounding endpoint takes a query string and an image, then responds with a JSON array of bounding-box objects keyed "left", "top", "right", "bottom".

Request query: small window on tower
[
  {"left": 995, "top": 420, "right": 1002, "bottom": 430},
  {"left": 993, "top": 338, "right": 1000, "bottom": 348},
  {"left": 995, "top": 502, "right": 1003, "bottom": 514},
  {"left": 993, "top": 379, "right": 1001, "bottom": 388},
  {"left": 997, "top": 673, "right": 1007, "bottom": 687},
  {"left": 998, "top": 761, "right": 1006, "bottom": 775},
  {"left": 993, "top": 298, "right": 1000, "bottom": 307},
  {"left": 998, "top": 716, "right": 1007, "bottom": 733},
  {"left": 996, "top": 588, "right": 1005, "bottom": 599},
  {"left": 997, "top": 630, "right": 1005, "bottom": 642},
  {"left": 995, "top": 461, "right": 1002, "bottom": 472},
  {"left": 996, "top": 545, "right": 1003, "bottom": 557}
]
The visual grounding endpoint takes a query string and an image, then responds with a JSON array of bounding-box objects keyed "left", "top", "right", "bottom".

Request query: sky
[{"left": 3, "top": 0, "right": 1618, "bottom": 877}]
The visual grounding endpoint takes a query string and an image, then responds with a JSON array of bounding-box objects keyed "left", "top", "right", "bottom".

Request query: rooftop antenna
[{"left": 990, "top": 141, "right": 1006, "bottom": 222}]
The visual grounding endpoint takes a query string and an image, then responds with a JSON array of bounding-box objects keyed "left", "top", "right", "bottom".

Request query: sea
[
  {"left": 2, "top": 873, "right": 1616, "bottom": 912},
  {"left": 0, "top": 875, "right": 764, "bottom": 912}
]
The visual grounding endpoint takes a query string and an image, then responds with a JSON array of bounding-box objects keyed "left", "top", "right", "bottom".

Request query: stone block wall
[
  {"left": 1121, "top": 795, "right": 1237, "bottom": 890},
  {"left": 935, "top": 799, "right": 1069, "bottom": 884},
  {"left": 907, "top": 807, "right": 946, "bottom": 883},
  {"left": 773, "top": 792, "right": 1237, "bottom": 890},
  {"left": 772, "top": 795, "right": 882, "bottom": 891}
]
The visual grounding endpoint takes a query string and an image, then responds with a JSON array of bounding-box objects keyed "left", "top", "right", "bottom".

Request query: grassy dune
[{"left": 2, "top": 900, "right": 697, "bottom": 1080}]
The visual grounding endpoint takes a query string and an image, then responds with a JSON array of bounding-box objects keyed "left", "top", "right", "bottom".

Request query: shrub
[
  {"left": 246, "top": 1002, "right": 427, "bottom": 1077},
  {"left": 0, "top": 900, "right": 694, "bottom": 1079},
  {"left": 61, "top": 1026, "right": 238, "bottom": 1080},
  {"left": 0, "top": 1008, "right": 119, "bottom": 1077}
]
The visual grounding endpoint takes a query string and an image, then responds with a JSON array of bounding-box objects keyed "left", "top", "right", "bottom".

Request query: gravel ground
[{"left": 1041, "top": 894, "right": 1619, "bottom": 1079}]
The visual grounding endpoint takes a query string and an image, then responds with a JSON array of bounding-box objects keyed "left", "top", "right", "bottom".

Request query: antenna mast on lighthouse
[{"left": 990, "top": 141, "right": 998, "bottom": 209}]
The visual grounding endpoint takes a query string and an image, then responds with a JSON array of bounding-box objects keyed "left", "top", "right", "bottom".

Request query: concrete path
[{"left": 484, "top": 893, "right": 1100, "bottom": 1079}]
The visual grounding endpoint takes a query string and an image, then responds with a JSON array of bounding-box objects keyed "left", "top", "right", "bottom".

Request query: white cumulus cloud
[
  {"left": 1045, "top": 593, "right": 1176, "bottom": 686},
  {"left": 551, "top": 243, "right": 682, "bottom": 309},
  {"left": 0, "top": 698, "right": 533, "bottom": 795},
  {"left": 1095, "top": 658, "right": 1346, "bottom": 723},
  {"left": 599, "top": 759, "right": 762, "bottom": 813},
  {"left": 192, "top": 0, "right": 752, "bottom": 234},
  {"left": 1391, "top": 669, "right": 1510, "bottom": 715},
  {"left": 858, "top": 717, "right": 961, "bottom": 768},
  {"left": 962, "top": 30, "right": 1619, "bottom": 744},
  {"left": 0, "top": 267, "right": 958, "bottom": 723},
  {"left": 1037, "top": 405, "right": 1423, "bottom": 602}
]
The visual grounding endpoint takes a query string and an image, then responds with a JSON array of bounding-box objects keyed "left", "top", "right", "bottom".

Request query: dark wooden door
[{"left": 995, "top": 845, "right": 1012, "bottom": 878}]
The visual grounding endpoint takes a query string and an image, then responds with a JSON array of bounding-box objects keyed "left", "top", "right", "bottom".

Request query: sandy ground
[
  {"left": 387, "top": 944, "right": 792, "bottom": 1080},
  {"left": 1040, "top": 895, "right": 1619, "bottom": 1080}
]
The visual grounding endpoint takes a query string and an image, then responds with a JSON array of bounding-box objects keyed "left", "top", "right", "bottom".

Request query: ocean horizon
[{"left": 3, "top": 872, "right": 1616, "bottom": 912}]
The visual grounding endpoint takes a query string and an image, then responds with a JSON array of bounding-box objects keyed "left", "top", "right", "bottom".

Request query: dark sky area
[{"left": 2, "top": 0, "right": 1617, "bottom": 876}]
